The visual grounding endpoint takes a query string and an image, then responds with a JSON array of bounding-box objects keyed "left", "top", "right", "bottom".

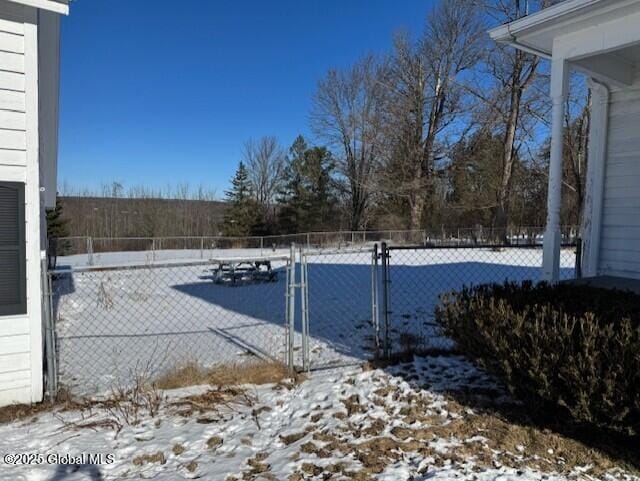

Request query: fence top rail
[
  {"left": 49, "top": 253, "right": 293, "bottom": 274},
  {"left": 302, "top": 246, "right": 376, "bottom": 257},
  {"left": 52, "top": 225, "right": 580, "bottom": 244},
  {"left": 49, "top": 258, "right": 231, "bottom": 274},
  {"left": 208, "top": 254, "right": 291, "bottom": 263},
  {"left": 386, "top": 242, "right": 577, "bottom": 251}
]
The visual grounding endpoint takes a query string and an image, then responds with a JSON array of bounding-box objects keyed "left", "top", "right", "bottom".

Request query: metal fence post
[
  {"left": 87, "top": 237, "right": 94, "bottom": 266},
  {"left": 300, "top": 246, "right": 309, "bottom": 371},
  {"left": 371, "top": 244, "right": 380, "bottom": 355},
  {"left": 200, "top": 236, "right": 204, "bottom": 259},
  {"left": 381, "top": 242, "right": 391, "bottom": 358},
  {"left": 284, "top": 251, "right": 291, "bottom": 367},
  {"left": 42, "top": 261, "right": 57, "bottom": 401},
  {"left": 286, "top": 243, "right": 296, "bottom": 370},
  {"left": 575, "top": 237, "right": 582, "bottom": 279}
]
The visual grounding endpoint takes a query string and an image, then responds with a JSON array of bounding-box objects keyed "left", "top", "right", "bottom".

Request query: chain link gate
[{"left": 298, "top": 246, "right": 381, "bottom": 370}]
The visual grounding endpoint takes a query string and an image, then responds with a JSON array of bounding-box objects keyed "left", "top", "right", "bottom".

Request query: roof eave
[
  {"left": 488, "top": 0, "right": 602, "bottom": 57},
  {"left": 6, "top": 0, "right": 69, "bottom": 15}
]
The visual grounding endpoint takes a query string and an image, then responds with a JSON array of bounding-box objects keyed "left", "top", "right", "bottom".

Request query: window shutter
[{"left": 0, "top": 182, "right": 26, "bottom": 316}]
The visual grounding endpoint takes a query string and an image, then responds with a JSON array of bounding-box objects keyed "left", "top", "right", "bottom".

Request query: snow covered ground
[
  {"left": 1, "top": 354, "right": 634, "bottom": 481},
  {"left": 51, "top": 247, "right": 576, "bottom": 394}
]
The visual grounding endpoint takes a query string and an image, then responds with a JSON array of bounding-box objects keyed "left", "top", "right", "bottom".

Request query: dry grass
[
  {"left": 155, "top": 361, "right": 294, "bottom": 390},
  {"left": 0, "top": 401, "right": 53, "bottom": 425},
  {"left": 0, "top": 388, "right": 80, "bottom": 425},
  {"left": 1, "top": 362, "right": 293, "bottom": 426}
]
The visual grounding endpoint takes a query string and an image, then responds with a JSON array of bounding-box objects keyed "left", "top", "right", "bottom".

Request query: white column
[
  {"left": 581, "top": 79, "right": 609, "bottom": 278},
  {"left": 542, "top": 58, "right": 569, "bottom": 283}
]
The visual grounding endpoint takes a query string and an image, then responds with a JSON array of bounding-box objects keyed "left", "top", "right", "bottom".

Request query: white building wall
[
  {"left": 0, "top": 1, "right": 42, "bottom": 405},
  {"left": 598, "top": 81, "right": 640, "bottom": 279}
]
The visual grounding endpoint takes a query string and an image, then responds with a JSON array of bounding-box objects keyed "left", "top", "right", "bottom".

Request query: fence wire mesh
[
  {"left": 300, "top": 247, "right": 380, "bottom": 370},
  {"left": 382, "top": 244, "right": 578, "bottom": 355},
  {"left": 50, "top": 226, "right": 579, "bottom": 268},
  {"left": 44, "top": 239, "right": 579, "bottom": 396},
  {"left": 48, "top": 255, "right": 292, "bottom": 395}
]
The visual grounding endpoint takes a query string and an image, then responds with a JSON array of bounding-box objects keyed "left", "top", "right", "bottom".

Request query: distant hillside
[{"left": 59, "top": 196, "right": 228, "bottom": 238}]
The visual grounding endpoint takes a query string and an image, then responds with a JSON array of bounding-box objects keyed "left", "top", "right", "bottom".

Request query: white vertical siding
[
  {"left": 0, "top": 1, "right": 41, "bottom": 406},
  {"left": 598, "top": 82, "right": 640, "bottom": 279}
]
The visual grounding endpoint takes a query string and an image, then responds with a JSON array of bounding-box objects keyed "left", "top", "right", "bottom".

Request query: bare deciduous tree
[
  {"left": 311, "top": 54, "right": 389, "bottom": 230},
  {"left": 563, "top": 88, "right": 590, "bottom": 226},
  {"left": 243, "top": 136, "right": 286, "bottom": 208},
  {"left": 479, "top": 0, "right": 558, "bottom": 238},
  {"left": 381, "top": 0, "right": 483, "bottom": 230}
]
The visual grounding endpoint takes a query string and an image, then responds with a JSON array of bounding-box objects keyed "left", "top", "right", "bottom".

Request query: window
[{"left": 0, "top": 182, "right": 26, "bottom": 316}]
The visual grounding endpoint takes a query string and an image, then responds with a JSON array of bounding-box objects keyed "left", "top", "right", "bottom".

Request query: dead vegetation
[
  {"left": 132, "top": 451, "right": 166, "bottom": 466},
  {"left": 0, "top": 386, "right": 82, "bottom": 425},
  {"left": 0, "top": 401, "right": 55, "bottom": 425},
  {"left": 155, "top": 361, "right": 293, "bottom": 390},
  {"left": 305, "top": 380, "right": 637, "bottom": 479}
]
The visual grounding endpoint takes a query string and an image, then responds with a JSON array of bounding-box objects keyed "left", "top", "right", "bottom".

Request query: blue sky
[{"left": 58, "top": 0, "right": 434, "bottom": 195}]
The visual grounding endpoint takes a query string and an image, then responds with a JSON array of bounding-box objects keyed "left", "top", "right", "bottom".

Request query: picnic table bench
[{"left": 210, "top": 257, "right": 278, "bottom": 285}]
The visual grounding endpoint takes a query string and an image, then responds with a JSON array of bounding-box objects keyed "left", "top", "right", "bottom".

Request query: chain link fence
[
  {"left": 46, "top": 254, "right": 294, "bottom": 395},
  {"left": 49, "top": 226, "right": 579, "bottom": 268},
  {"left": 380, "top": 244, "right": 578, "bottom": 355},
  {"left": 43, "top": 236, "right": 579, "bottom": 397}
]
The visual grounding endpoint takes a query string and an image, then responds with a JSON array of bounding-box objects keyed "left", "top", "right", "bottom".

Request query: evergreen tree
[
  {"left": 46, "top": 196, "right": 70, "bottom": 267},
  {"left": 46, "top": 196, "right": 70, "bottom": 239},
  {"left": 222, "top": 162, "right": 259, "bottom": 236},
  {"left": 277, "top": 136, "right": 311, "bottom": 233},
  {"left": 304, "top": 145, "right": 337, "bottom": 230},
  {"left": 277, "top": 136, "right": 337, "bottom": 233}
]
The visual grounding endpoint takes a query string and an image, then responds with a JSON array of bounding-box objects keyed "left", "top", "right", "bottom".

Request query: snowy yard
[
  {"left": 51, "top": 247, "right": 576, "bottom": 394},
  {"left": 1, "top": 354, "right": 636, "bottom": 481}
]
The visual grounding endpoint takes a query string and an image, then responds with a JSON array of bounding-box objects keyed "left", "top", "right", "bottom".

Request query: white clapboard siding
[
  {"left": 0, "top": 16, "right": 23, "bottom": 36},
  {"left": 0, "top": 1, "right": 43, "bottom": 406},
  {"left": 0, "top": 148, "right": 26, "bottom": 165},
  {"left": 598, "top": 83, "right": 640, "bottom": 279},
  {"left": 0, "top": 70, "right": 24, "bottom": 91},
  {"left": 602, "top": 213, "right": 640, "bottom": 227},
  {"left": 0, "top": 11, "right": 26, "bottom": 170},
  {"left": 0, "top": 50, "right": 24, "bottom": 73},
  {"left": 0, "top": 370, "right": 31, "bottom": 391},
  {"left": 0, "top": 31, "right": 23, "bottom": 54},
  {"left": 600, "top": 237, "right": 640, "bottom": 254},
  {"left": 0, "top": 335, "right": 30, "bottom": 355},
  {"left": 604, "top": 173, "right": 640, "bottom": 189},
  {"left": 0, "top": 109, "right": 24, "bottom": 130},
  {"left": 0, "top": 352, "right": 30, "bottom": 373},
  {"left": 0, "top": 318, "right": 29, "bottom": 337},
  {"left": 0, "top": 88, "right": 25, "bottom": 111},
  {"left": 0, "top": 128, "right": 25, "bottom": 149}
]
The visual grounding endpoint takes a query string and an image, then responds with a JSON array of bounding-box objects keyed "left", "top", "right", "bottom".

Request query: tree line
[
  {"left": 58, "top": 0, "right": 587, "bottom": 241},
  {"left": 223, "top": 0, "right": 588, "bottom": 239},
  {"left": 55, "top": 183, "right": 225, "bottom": 238}
]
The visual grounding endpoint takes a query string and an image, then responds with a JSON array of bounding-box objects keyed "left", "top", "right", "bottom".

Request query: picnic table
[{"left": 209, "top": 257, "right": 278, "bottom": 285}]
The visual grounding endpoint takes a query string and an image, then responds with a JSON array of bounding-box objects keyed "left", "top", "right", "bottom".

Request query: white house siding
[
  {"left": 0, "top": 1, "right": 42, "bottom": 405},
  {"left": 598, "top": 82, "right": 640, "bottom": 279}
]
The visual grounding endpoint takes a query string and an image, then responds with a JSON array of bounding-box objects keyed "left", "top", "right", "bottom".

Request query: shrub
[{"left": 435, "top": 281, "right": 640, "bottom": 436}]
